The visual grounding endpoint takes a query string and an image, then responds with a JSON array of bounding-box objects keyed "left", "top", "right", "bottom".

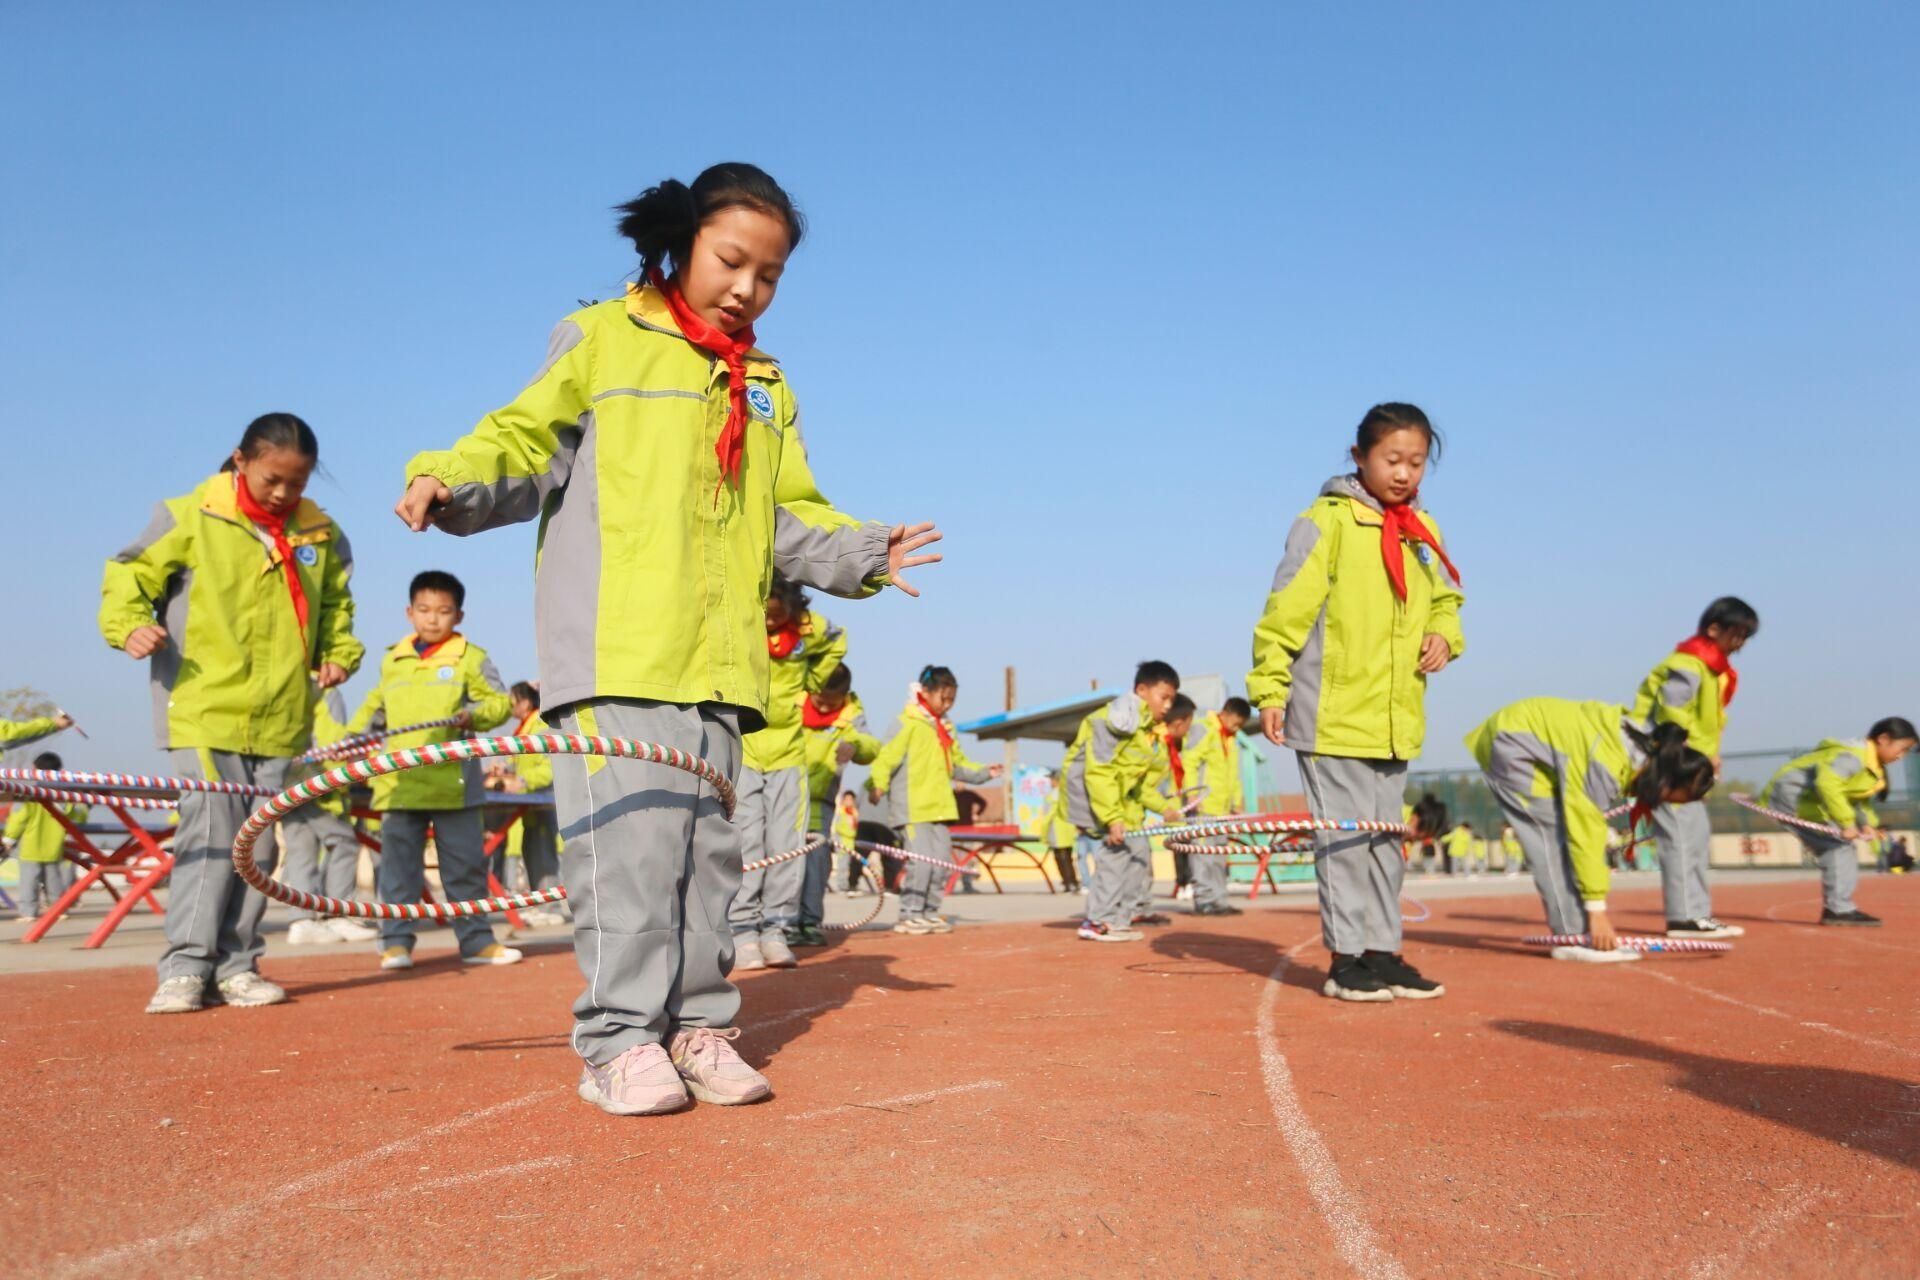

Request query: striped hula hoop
[
  {"left": 232, "top": 732, "right": 763, "bottom": 922},
  {"left": 0, "top": 767, "right": 272, "bottom": 799},
  {"left": 1145, "top": 814, "right": 1407, "bottom": 854},
  {"left": 0, "top": 780, "right": 179, "bottom": 812},
  {"left": 297, "top": 716, "right": 470, "bottom": 765},
  {"left": 1730, "top": 793, "right": 1849, "bottom": 840},
  {"left": 1522, "top": 934, "right": 1733, "bottom": 954}
]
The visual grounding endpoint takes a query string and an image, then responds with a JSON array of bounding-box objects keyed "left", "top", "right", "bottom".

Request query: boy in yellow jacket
[
  {"left": 1178, "top": 697, "right": 1250, "bottom": 916},
  {"left": 4, "top": 753, "right": 82, "bottom": 917},
  {"left": 486, "top": 680, "right": 566, "bottom": 927},
  {"left": 795, "top": 662, "right": 879, "bottom": 945},
  {"left": 348, "top": 571, "right": 515, "bottom": 971},
  {"left": 1763, "top": 717, "right": 1917, "bottom": 927}
]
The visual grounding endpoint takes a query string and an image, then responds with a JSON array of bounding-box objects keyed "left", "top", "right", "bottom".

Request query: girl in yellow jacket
[
  {"left": 394, "top": 164, "right": 942, "bottom": 1116},
  {"left": 102, "top": 414, "right": 363, "bottom": 1016},
  {"left": 1762, "top": 717, "right": 1917, "bottom": 927},
  {"left": 4, "top": 752, "right": 83, "bottom": 918},
  {"left": 1248, "top": 404, "right": 1463, "bottom": 1003},
  {"left": 867, "top": 667, "right": 1001, "bottom": 934}
]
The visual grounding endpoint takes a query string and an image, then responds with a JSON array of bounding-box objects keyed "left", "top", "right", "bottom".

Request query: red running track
[{"left": 6, "top": 877, "right": 1917, "bottom": 1278}]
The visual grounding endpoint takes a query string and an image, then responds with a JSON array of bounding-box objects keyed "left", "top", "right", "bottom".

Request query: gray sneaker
[
  {"left": 759, "top": 930, "right": 798, "bottom": 968},
  {"left": 145, "top": 975, "right": 206, "bottom": 1015},
  {"left": 215, "top": 971, "right": 287, "bottom": 1007},
  {"left": 578, "top": 1043, "right": 690, "bottom": 1116},
  {"left": 734, "top": 936, "right": 767, "bottom": 971}
]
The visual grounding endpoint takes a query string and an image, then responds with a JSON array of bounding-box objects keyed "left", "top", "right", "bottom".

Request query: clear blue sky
[{"left": 3, "top": 2, "right": 1915, "bottom": 782}]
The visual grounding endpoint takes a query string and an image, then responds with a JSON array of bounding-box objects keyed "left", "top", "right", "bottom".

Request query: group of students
[{"left": 11, "top": 160, "right": 1900, "bottom": 1117}]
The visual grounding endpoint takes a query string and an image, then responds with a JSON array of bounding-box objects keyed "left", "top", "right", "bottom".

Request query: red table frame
[
  {"left": 944, "top": 826, "right": 1055, "bottom": 894},
  {"left": 20, "top": 800, "right": 173, "bottom": 948}
]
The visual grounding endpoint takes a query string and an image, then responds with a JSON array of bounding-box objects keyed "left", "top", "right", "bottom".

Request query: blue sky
[{"left": 3, "top": 2, "right": 1915, "bottom": 785}]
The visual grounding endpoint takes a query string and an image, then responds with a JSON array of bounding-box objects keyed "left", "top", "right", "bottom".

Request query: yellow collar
[
  {"left": 392, "top": 633, "right": 469, "bottom": 663},
  {"left": 623, "top": 283, "right": 783, "bottom": 379},
  {"left": 199, "top": 472, "right": 331, "bottom": 539}
]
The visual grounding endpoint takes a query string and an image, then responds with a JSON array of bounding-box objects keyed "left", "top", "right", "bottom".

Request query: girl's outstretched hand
[
  {"left": 886, "top": 522, "right": 944, "bottom": 597},
  {"left": 1417, "top": 633, "right": 1452, "bottom": 674},
  {"left": 395, "top": 475, "right": 452, "bottom": 532},
  {"left": 1260, "top": 705, "right": 1287, "bottom": 745}
]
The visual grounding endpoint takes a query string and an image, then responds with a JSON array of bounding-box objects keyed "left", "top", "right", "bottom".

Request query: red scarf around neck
[
  {"left": 1373, "top": 490, "right": 1461, "bottom": 602},
  {"left": 768, "top": 620, "right": 803, "bottom": 660},
  {"left": 917, "top": 693, "right": 954, "bottom": 765},
  {"left": 232, "top": 472, "right": 310, "bottom": 638},
  {"left": 650, "top": 269, "right": 757, "bottom": 495},
  {"left": 801, "top": 696, "right": 841, "bottom": 731},
  {"left": 1674, "top": 635, "right": 1738, "bottom": 706},
  {"left": 1165, "top": 730, "right": 1186, "bottom": 791}
]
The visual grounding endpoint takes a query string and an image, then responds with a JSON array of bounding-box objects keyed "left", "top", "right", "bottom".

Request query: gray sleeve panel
[
  {"left": 851, "top": 710, "right": 871, "bottom": 734},
  {"left": 1829, "top": 754, "right": 1865, "bottom": 780},
  {"left": 1281, "top": 611, "right": 1328, "bottom": 753},
  {"left": 529, "top": 320, "right": 586, "bottom": 386},
  {"left": 772, "top": 514, "right": 891, "bottom": 599},
  {"left": 1270, "top": 518, "right": 1322, "bottom": 592},
  {"left": 323, "top": 689, "right": 348, "bottom": 722},
  {"left": 1088, "top": 716, "right": 1126, "bottom": 765},
  {"left": 1483, "top": 730, "right": 1555, "bottom": 803},
  {"left": 475, "top": 658, "right": 508, "bottom": 705},
  {"left": 331, "top": 526, "right": 355, "bottom": 576},
  {"left": 885, "top": 740, "right": 912, "bottom": 826},
  {"left": 115, "top": 502, "right": 177, "bottom": 563},
  {"left": 954, "top": 762, "right": 994, "bottom": 785},
  {"left": 1661, "top": 669, "right": 1700, "bottom": 709},
  {"left": 436, "top": 417, "right": 586, "bottom": 537},
  {"left": 149, "top": 566, "right": 193, "bottom": 752},
  {"left": 1584, "top": 752, "right": 1625, "bottom": 811}
]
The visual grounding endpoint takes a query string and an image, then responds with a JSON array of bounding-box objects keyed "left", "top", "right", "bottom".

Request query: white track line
[
  {"left": 1630, "top": 967, "right": 1918, "bottom": 1063},
  {"left": 785, "top": 1078, "right": 1004, "bottom": 1121},
  {"left": 1684, "top": 1188, "right": 1824, "bottom": 1280},
  {"left": 1258, "top": 938, "right": 1409, "bottom": 1280},
  {"left": 55, "top": 1089, "right": 553, "bottom": 1276}
]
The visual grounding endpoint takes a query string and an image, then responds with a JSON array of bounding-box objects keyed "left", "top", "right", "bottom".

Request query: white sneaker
[
  {"left": 1175, "top": 884, "right": 1194, "bottom": 902},
  {"left": 216, "top": 971, "right": 288, "bottom": 1006},
  {"left": 379, "top": 946, "right": 414, "bottom": 971},
  {"left": 1550, "top": 945, "right": 1643, "bottom": 964},
  {"left": 463, "top": 944, "right": 523, "bottom": 966},
  {"left": 286, "top": 919, "right": 336, "bottom": 945},
  {"left": 518, "top": 908, "right": 566, "bottom": 928},
  {"left": 146, "top": 975, "right": 207, "bottom": 1015},
  {"left": 734, "top": 937, "right": 767, "bottom": 970},
  {"left": 327, "top": 917, "right": 379, "bottom": 942},
  {"left": 758, "top": 931, "right": 798, "bottom": 968},
  {"left": 893, "top": 916, "right": 934, "bottom": 935}
]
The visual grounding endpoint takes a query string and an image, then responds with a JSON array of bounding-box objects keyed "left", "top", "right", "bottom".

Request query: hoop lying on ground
[
  {"left": 230, "top": 733, "right": 816, "bottom": 923},
  {"left": 0, "top": 780, "right": 179, "bottom": 812},
  {"left": 296, "top": 716, "right": 470, "bottom": 765},
  {"left": 1521, "top": 934, "right": 1733, "bottom": 954},
  {"left": 0, "top": 767, "right": 272, "bottom": 799},
  {"left": 1730, "top": 793, "right": 1849, "bottom": 840}
]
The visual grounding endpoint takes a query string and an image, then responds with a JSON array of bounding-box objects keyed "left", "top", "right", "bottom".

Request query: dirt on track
[{"left": 6, "top": 877, "right": 1917, "bottom": 1279}]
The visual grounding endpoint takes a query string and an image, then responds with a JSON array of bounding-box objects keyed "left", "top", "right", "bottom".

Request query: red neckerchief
[
  {"left": 233, "top": 473, "right": 310, "bottom": 638},
  {"left": 1165, "top": 730, "right": 1186, "bottom": 791},
  {"left": 1375, "top": 491, "right": 1461, "bottom": 602},
  {"left": 650, "top": 268, "right": 757, "bottom": 497},
  {"left": 917, "top": 694, "right": 954, "bottom": 767},
  {"left": 413, "top": 635, "right": 456, "bottom": 662},
  {"left": 768, "top": 620, "right": 803, "bottom": 660},
  {"left": 512, "top": 710, "right": 537, "bottom": 735},
  {"left": 1674, "top": 635, "right": 1738, "bottom": 706},
  {"left": 801, "top": 696, "right": 840, "bottom": 731}
]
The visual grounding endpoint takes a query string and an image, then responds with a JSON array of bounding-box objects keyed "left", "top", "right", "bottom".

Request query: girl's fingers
[
  {"left": 899, "top": 553, "right": 944, "bottom": 570},
  {"left": 890, "top": 571, "right": 921, "bottom": 598}
]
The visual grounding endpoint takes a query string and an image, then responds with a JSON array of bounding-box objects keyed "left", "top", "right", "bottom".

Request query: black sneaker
[
  {"left": 1821, "top": 909, "right": 1882, "bottom": 928},
  {"left": 1193, "top": 902, "right": 1243, "bottom": 917},
  {"left": 1361, "top": 951, "right": 1445, "bottom": 999},
  {"left": 785, "top": 924, "right": 828, "bottom": 947},
  {"left": 1666, "top": 918, "right": 1744, "bottom": 939},
  {"left": 1321, "top": 954, "right": 1394, "bottom": 1003}
]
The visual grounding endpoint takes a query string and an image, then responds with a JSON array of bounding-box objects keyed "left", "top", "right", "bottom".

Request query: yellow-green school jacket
[
  {"left": 1248, "top": 475, "right": 1464, "bottom": 761},
  {"left": 744, "top": 611, "right": 848, "bottom": 773},
  {"left": 830, "top": 802, "right": 858, "bottom": 849},
  {"left": 869, "top": 696, "right": 993, "bottom": 826},
  {"left": 290, "top": 687, "right": 354, "bottom": 817},
  {"left": 1173, "top": 711, "right": 1244, "bottom": 818},
  {"left": 803, "top": 693, "right": 880, "bottom": 805},
  {"left": 1631, "top": 649, "right": 1730, "bottom": 759},
  {"left": 403, "top": 284, "right": 890, "bottom": 728},
  {"left": 100, "top": 472, "right": 364, "bottom": 756},
  {"left": 1443, "top": 826, "right": 1476, "bottom": 861},
  {"left": 0, "top": 717, "right": 65, "bottom": 750},
  {"left": 347, "top": 634, "right": 511, "bottom": 811},
  {"left": 1052, "top": 695, "right": 1165, "bottom": 832},
  {"left": 4, "top": 800, "right": 84, "bottom": 863},
  {"left": 1465, "top": 698, "right": 1641, "bottom": 905},
  {"left": 1765, "top": 739, "right": 1885, "bottom": 831}
]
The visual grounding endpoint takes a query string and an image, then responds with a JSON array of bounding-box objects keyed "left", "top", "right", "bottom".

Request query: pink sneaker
[
  {"left": 577, "top": 1043, "right": 690, "bottom": 1116},
  {"left": 668, "top": 1026, "right": 772, "bottom": 1106}
]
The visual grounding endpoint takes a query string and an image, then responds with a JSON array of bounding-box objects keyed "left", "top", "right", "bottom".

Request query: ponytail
[
  {"left": 1624, "top": 721, "right": 1715, "bottom": 808},
  {"left": 614, "top": 162, "right": 806, "bottom": 283}
]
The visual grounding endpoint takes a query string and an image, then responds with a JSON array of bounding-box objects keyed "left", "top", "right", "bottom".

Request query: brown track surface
[{"left": 7, "top": 878, "right": 1917, "bottom": 1278}]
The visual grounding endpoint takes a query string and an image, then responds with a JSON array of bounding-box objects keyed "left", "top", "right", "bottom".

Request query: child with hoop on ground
[{"left": 1761, "top": 717, "right": 1917, "bottom": 928}]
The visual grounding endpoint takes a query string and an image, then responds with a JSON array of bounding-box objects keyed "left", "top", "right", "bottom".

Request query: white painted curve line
[
  {"left": 742, "top": 999, "right": 846, "bottom": 1033},
  {"left": 1632, "top": 967, "right": 1919, "bottom": 1062},
  {"left": 1258, "top": 939, "right": 1410, "bottom": 1280},
  {"left": 785, "top": 1078, "right": 1004, "bottom": 1121},
  {"left": 368, "top": 1154, "right": 575, "bottom": 1204},
  {"left": 54, "top": 1089, "right": 554, "bottom": 1277},
  {"left": 1683, "top": 1188, "right": 1824, "bottom": 1280}
]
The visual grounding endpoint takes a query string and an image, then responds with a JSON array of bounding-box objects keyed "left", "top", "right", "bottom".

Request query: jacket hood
[{"left": 1319, "top": 473, "right": 1424, "bottom": 515}]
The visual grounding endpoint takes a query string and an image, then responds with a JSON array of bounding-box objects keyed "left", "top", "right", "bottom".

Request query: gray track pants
[
  {"left": 1652, "top": 799, "right": 1713, "bottom": 921},
  {"left": 799, "top": 795, "right": 836, "bottom": 927},
  {"left": 729, "top": 765, "right": 807, "bottom": 937},
  {"left": 377, "top": 808, "right": 492, "bottom": 955},
  {"left": 1767, "top": 783, "right": 1858, "bottom": 914},
  {"left": 1297, "top": 753, "right": 1407, "bottom": 955},
  {"left": 282, "top": 806, "right": 360, "bottom": 919},
  {"left": 1189, "top": 833, "right": 1231, "bottom": 908},
  {"left": 898, "top": 822, "right": 955, "bottom": 917},
  {"left": 1084, "top": 830, "right": 1151, "bottom": 930},
  {"left": 554, "top": 699, "right": 743, "bottom": 1066},
  {"left": 160, "top": 750, "right": 288, "bottom": 983},
  {"left": 16, "top": 860, "right": 74, "bottom": 918},
  {"left": 1485, "top": 781, "right": 1591, "bottom": 936}
]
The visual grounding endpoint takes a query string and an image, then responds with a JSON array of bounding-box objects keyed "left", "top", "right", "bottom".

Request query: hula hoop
[
  {"left": 0, "top": 767, "right": 272, "bottom": 799},
  {"left": 1730, "top": 793, "right": 1848, "bottom": 840},
  {"left": 297, "top": 716, "right": 470, "bottom": 765},
  {"left": 0, "top": 780, "right": 178, "bottom": 812},
  {"left": 1157, "top": 814, "right": 1408, "bottom": 855},
  {"left": 1521, "top": 934, "right": 1733, "bottom": 954},
  {"left": 232, "top": 732, "right": 766, "bottom": 922},
  {"left": 845, "top": 836, "right": 974, "bottom": 877}
]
